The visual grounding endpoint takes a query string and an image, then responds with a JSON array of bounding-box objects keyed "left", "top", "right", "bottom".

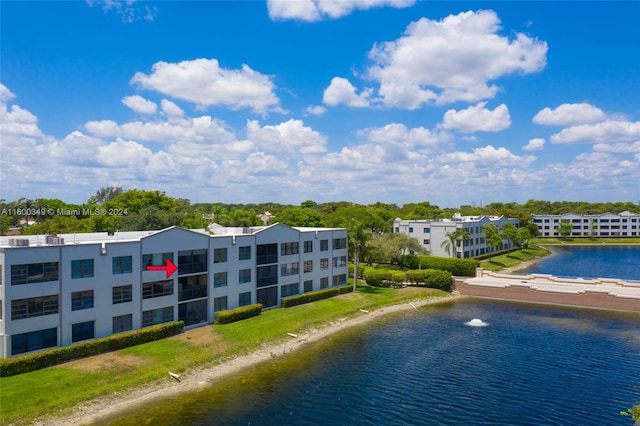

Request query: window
[
  {"left": 320, "top": 277, "right": 329, "bottom": 289},
  {"left": 72, "top": 321, "right": 95, "bottom": 342},
  {"left": 239, "top": 291, "right": 252, "bottom": 307},
  {"left": 332, "top": 256, "right": 347, "bottom": 268},
  {"left": 281, "top": 283, "right": 299, "bottom": 298},
  {"left": 178, "top": 300, "right": 207, "bottom": 326},
  {"left": 256, "top": 286, "right": 278, "bottom": 308},
  {"left": 304, "top": 280, "right": 313, "bottom": 292},
  {"left": 143, "top": 252, "right": 173, "bottom": 268},
  {"left": 112, "top": 256, "right": 132, "bottom": 275},
  {"left": 214, "top": 296, "right": 228, "bottom": 312},
  {"left": 71, "top": 290, "right": 94, "bottom": 311},
  {"left": 423, "top": 239, "right": 430, "bottom": 245},
  {"left": 281, "top": 262, "right": 299, "bottom": 276},
  {"left": 178, "top": 249, "right": 207, "bottom": 274},
  {"left": 332, "top": 274, "right": 347, "bottom": 286},
  {"left": 304, "top": 260, "right": 313, "bottom": 273},
  {"left": 303, "top": 241, "right": 313, "bottom": 253},
  {"left": 239, "top": 268, "right": 252, "bottom": 284},
  {"left": 11, "top": 262, "right": 59, "bottom": 285},
  {"left": 423, "top": 228, "right": 430, "bottom": 233},
  {"left": 333, "top": 238, "right": 347, "bottom": 250},
  {"left": 213, "top": 248, "right": 228, "bottom": 264},
  {"left": 257, "top": 243, "right": 278, "bottom": 265},
  {"left": 281, "top": 242, "right": 299, "bottom": 256},
  {"left": 142, "top": 306, "right": 173, "bottom": 327},
  {"left": 11, "top": 328, "right": 57, "bottom": 355},
  {"left": 113, "top": 285, "right": 133, "bottom": 304},
  {"left": 214, "top": 272, "right": 228, "bottom": 288},
  {"left": 178, "top": 274, "right": 207, "bottom": 301},
  {"left": 71, "top": 259, "right": 94, "bottom": 279},
  {"left": 320, "top": 258, "right": 329, "bottom": 270},
  {"left": 142, "top": 279, "right": 173, "bottom": 299},
  {"left": 11, "top": 295, "right": 59, "bottom": 320},
  {"left": 113, "top": 314, "right": 133, "bottom": 333},
  {"left": 239, "top": 246, "right": 251, "bottom": 261},
  {"left": 409, "top": 227, "right": 413, "bottom": 233},
  {"left": 257, "top": 265, "right": 278, "bottom": 287},
  {"left": 320, "top": 239, "right": 328, "bottom": 251}
]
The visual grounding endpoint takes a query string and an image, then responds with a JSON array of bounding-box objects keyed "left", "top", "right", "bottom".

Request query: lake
[{"left": 100, "top": 246, "right": 640, "bottom": 425}]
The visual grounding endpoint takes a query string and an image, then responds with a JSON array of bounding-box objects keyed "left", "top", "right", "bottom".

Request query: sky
[{"left": 1, "top": 1, "right": 639, "bottom": 208}]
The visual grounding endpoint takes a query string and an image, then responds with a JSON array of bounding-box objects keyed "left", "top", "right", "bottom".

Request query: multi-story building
[
  {"left": 394, "top": 214, "right": 519, "bottom": 258},
  {"left": 0, "top": 224, "right": 348, "bottom": 358},
  {"left": 532, "top": 211, "right": 640, "bottom": 237}
]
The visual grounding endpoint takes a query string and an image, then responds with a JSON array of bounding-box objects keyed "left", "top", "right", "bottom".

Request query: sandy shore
[{"left": 42, "top": 294, "right": 461, "bottom": 426}]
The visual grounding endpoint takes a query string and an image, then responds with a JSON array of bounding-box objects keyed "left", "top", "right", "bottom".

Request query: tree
[
  {"left": 440, "top": 229, "right": 470, "bottom": 258},
  {"left": 557, "top": 219, "right": 573, "bottom": 239},
  {"left": 87, "top": 186, "right": 123, "bottom": 205},
  {"left": 347, "top": 219, "right": 370, "bottom": 292},
  {"left": 483, "top": 224, "right": 504, "bottom": 253},
  {"left": 502, "top": 222, "right": 520, "bottom": 249},
  {"left": 516, "top": 227, "right": 532, "bottom": 248},
  {"left": 275, "top": 207, "right": 324, "bottom": 227}
]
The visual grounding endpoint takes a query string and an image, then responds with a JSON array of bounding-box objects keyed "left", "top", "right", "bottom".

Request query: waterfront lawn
[
  {"left": 532, "top": 237, "right": 640, "bottom": 245},
  {"left": 480, "top": 246, "right": 551, "bottom": 272},
  {"left": 0, "top": 284, "right": 448, "bottom": 425}
]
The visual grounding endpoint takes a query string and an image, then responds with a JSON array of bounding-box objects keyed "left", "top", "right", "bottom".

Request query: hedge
[
  {"left": 281, "top": 285, "right": 353, "bottom": 308},
  {"left": 214, "top": 303, "right": 263, "bottom": 325},
  {"left": 404, "top": 255, "right": 478, "bottom": 276},
  {"left": 0, "top": 321, "right": 185, "bottom": 377},
  {"left": 363, "top": 269, "right": 392, "bottom": 287}
]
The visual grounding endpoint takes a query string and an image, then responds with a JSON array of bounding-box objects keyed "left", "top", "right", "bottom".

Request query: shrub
[
  {"left": 404, "top": 268, "right": 452, "bottom": 290},
  {"left": 281, "top": 285, "right": 353, "bottom": 308},
  {"left": 214, "top": 303, "right": 263, "bottom": 325},
  {"left": 0, "top": 321, "right": 184, "bottom": 377},
  {"left": 389, "top": 270, "right": 406, "bottom": 287},
  {"left": 405, "top": 255, "right": 478, "bottom": 276},
  {"left": 364, "top": 268, "right": 391, "bottom": 287}
]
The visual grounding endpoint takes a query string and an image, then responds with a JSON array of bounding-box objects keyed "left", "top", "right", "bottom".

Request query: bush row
[
  {"left": 281, "top": 285, "right": 353, "bottom": 308},
  {"left": 214, "top": 303, "right": 263, "bottom": 324},
  {"left": 0, "top": 321, "right": 184, "bottom": 377},
  {"left": 364, "top": 268, "right": 452, "bottom": 291},
  {"left": 404, "top": 255, "right": 479, "bottom": 276}
]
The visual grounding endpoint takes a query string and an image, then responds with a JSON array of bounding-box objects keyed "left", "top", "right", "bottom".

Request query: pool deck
[{"left": 454, "top": 268, "right": 640, "bottom": 312}]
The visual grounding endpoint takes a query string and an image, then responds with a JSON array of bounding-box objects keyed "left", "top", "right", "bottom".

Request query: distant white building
[
  {"left": 0, "top": 224, "right": 348, "bottom": 358},
  {"left": 532, "top": 211, "right": 640, "bottom": 237},
  {"left": 394, "top": 214, "right": 519, "bottom": 258}
]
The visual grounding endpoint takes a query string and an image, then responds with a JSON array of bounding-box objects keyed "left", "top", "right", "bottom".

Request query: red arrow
[{"left": 146, "top": 259, "right": 177, "bottom": 278}]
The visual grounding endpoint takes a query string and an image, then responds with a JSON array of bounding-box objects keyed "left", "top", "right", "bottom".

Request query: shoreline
[{"left": 43, "top": 294, "right": 463, "bottom": 426}]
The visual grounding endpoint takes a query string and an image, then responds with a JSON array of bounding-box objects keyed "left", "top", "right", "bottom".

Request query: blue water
[
  {"left": 520, "top": 245, "right": 640, "bottom": 280},
  {"left": 100, "top": 247, "right": 640, "bottom": 425}
]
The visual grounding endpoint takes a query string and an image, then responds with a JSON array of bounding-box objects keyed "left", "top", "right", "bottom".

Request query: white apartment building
[
  {"left": 532, "top": 211, "right": 640, "bottom": 237},
  {"left": 394, "top": 214, "right": 519, "bottom": 258},
  {"left": 0, "top": 224, "right": 348, "bottom": 358}
]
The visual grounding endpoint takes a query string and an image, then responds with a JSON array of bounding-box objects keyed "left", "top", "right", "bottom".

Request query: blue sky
[{"left": 1, "top": 1, "right": 639, "bottom": 207}]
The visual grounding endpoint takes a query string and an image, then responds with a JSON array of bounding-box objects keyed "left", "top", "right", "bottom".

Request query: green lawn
[
  {"left": 0, "top": 284, "right": 448, "bottom": 425},
  {"left": 479, "top": 245, "right": 551, "bottom": 272},
  {"left": 532, "top": 237, "right": 640, "bottom": 245}
]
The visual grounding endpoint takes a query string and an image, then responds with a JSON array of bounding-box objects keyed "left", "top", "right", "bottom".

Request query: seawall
[{"left": 454, "top": 267, "right": 640, "bottom": 312}]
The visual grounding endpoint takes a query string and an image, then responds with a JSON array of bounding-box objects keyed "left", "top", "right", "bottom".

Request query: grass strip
[
  {"left": 479, "top": 245, "right": 551, "bottom": 272},
  {"left": 0, "top": 284, "right": 448, "bottom": 425}
]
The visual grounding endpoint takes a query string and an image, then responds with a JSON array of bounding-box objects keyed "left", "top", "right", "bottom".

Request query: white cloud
[
  {"left": 357, "top": 122, "right": 445, "bottom": 149},
  {"left": 0, "top": 84, "right": 16, "bottom": 102},
  {"left": 592, "top": 141, "right": 640, "bottom": 153},
  {"left": 440, "top": 102, "right": 511, "bottom": 133},
  {"left": 550, "top": 120, "right": 640, "bottom": 144},
  {"left": 97, "top": 138, "right": 153, "bottom": 168},
  {"left": 323, "top": 77, "right": 373, "bottom": 107},
  {"left": 85, "top": 115, "right": 236, "bottom": 144},
  {"left": 161, "top": 99, "right": 185, "bottom": 118},
  {"left": 438, "top": 145, "right": 536, "bottom": 168},
  {"left": 267, "top": 0, "right": 415, "bottom": 22},
  {"left": 86, "top": 0, "right": 157, "bottom": 23},
  {"left": 366, "top": 10, "right": 548, "bottom": 108},
  {"left": 304, "top": 105, "right": 327, "bottom": 116},
  {"left": 130, "top": 58, "right": 280, "bottom": 114},
  {"left": 523, "top": 138, "right": 545, "bottom": 151},
  {"left": 533, "top": 103, "right": 608, "bottom": 126},
  {"left": 122, "top": 95, "right": 157, "bottom": 114},
  {"left": 246, "top": 119, "right": 327, "bottom": 154}
]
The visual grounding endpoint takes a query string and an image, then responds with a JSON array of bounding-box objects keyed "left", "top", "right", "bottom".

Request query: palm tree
[
  {"left": 441, "top": 229, "right": 470, "bottom": 258},
  {"left": 347, "top": 219, "right": 369, "bottom": 292}
]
